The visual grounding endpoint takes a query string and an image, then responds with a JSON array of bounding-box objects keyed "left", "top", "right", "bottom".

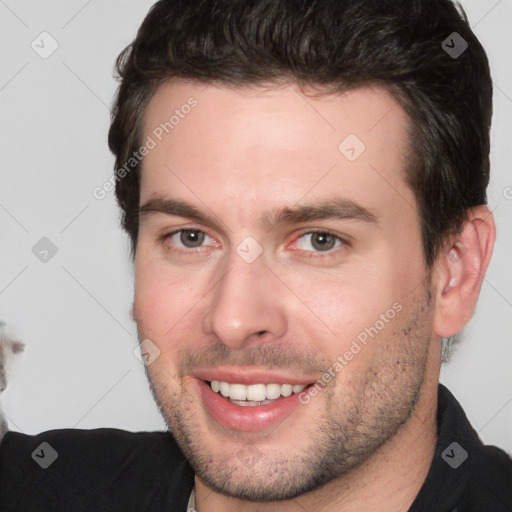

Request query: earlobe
[{"left": 433, "top": 206, "right": 496, "bottom": 337}]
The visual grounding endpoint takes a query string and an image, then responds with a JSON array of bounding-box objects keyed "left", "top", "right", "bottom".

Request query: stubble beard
[{"left": 140, "top": 285, "right": 434, "bottom": 502}]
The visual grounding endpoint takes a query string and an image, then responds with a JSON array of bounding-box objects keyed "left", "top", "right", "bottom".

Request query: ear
[{"left": 432, "top": 206, "right": 496, "bottom": 337}]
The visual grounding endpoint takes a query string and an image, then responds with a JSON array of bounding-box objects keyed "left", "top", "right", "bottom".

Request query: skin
[{"left": 131, "top": 80, "right": 495, "bottom": 511}]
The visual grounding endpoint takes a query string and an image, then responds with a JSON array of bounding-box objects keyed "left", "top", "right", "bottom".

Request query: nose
[{"left": 202, "top": 250, "right": 287, "bottom": 349}]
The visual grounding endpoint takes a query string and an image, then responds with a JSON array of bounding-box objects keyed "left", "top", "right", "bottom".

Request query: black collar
[{"left": 408, "top": 384, "right": 512, "bottom": 512}]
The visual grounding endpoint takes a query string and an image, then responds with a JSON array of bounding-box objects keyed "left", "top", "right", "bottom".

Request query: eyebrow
[{"left": 138, "top": 195, "right": 379, "bottom": 230}]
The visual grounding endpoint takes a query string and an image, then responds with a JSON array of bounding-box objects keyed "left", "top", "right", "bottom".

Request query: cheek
[
  {"left": 280, "top": 261, "right": 412, "bottom": 371},
  {"left": 134, "top": 258, "right": 202, "bottom": 343},
  {"left": 285, "top": 267, "right": 396, "bottom": 337}
]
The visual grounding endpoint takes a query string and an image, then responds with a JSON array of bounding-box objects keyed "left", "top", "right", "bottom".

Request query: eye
[
  {"left": 167, "top": 229, "right": 214, "bottom": 250},
  {"left": 295, "top": 231, "right": 345, "bottom": 253},
  {"left": 161, "top": 228, "right": 347, "bottom": 257}
]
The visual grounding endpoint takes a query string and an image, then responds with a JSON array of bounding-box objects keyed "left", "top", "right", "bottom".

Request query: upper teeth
[{"left": 210, "top": 381, "right": 307, "bottom": 401}]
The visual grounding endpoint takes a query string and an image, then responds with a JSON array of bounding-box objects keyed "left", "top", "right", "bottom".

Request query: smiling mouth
[{"left": 206, "top": 380, "right": 309, "bottom": 406}]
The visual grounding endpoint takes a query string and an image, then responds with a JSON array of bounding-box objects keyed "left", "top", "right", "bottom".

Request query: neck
[{"left": 195, "top": 345, "right": 440, "bottom": 512}]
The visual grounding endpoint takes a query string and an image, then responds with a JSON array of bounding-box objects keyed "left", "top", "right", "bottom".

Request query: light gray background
[{"left": 1, "top": 0, "right": 511, "bottom": 453}]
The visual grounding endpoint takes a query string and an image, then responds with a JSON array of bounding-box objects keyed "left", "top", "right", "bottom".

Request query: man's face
[{"left": 133, "top": 81, "right": 436, "bottom": 500}]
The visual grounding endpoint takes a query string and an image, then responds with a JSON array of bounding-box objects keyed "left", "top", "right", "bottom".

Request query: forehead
[{"left": 139, "top": 80, "right": 415, "bottom": 225}]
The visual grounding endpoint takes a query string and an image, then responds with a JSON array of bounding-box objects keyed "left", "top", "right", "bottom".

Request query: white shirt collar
[{"left": 187, "top": 484, "right": 196, "bottom": 511}]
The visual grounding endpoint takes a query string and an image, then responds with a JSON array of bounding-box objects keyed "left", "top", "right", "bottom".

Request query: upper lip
[{"left": 193, "top": 366, "right": 317, "bottom": 386}]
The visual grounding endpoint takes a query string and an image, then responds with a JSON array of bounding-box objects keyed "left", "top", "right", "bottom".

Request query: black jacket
[{"left": 0, "top": 384, "right": 510, "bottom": 511}]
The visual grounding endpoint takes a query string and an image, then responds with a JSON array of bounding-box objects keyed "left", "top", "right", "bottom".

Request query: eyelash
[{"left": 160, "top": 228, "right": 349, "bottom": 258}]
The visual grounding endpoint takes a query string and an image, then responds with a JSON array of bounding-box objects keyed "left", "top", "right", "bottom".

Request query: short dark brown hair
[{"left": 108, "top": 0, "right": 492, "bottom": 267}]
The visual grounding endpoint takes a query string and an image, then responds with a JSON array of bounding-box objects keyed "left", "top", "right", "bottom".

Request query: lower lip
[{"left": 196, "top": 379, "right": 307, "bottom": 433}]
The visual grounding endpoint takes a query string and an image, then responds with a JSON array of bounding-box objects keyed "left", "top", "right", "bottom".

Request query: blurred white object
[{"left": 0, "top": 320, "right": 24, "bottom": 439}]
